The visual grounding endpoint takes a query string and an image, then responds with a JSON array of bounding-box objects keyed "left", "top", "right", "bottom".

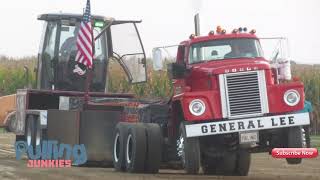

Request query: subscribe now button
[{"left": 272, "top": 148, "right": 318, "bottom": 158}]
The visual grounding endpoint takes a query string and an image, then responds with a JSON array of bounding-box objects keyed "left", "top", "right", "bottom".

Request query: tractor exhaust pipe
[{"left": 194, "top": 13, "right": 200, "bottom": 36}]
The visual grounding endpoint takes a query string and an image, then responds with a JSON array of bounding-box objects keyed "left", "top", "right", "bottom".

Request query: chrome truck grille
[{"left": 219, "top": 71, "right": 269, "bottom": 118}]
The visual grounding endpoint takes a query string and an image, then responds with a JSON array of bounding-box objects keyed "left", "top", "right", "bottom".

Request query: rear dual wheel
[
  {"left": 112, "top": 123, "right": 128, "bottom": 171},
  {"left": 125, "top": 124, "right": 147, "bottom": 173},
  {"left": 112, "top": 123, "right": 162, "bottom": 173}
]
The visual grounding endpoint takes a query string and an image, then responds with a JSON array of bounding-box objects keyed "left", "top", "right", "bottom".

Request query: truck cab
[{"left": 171, "top": 28, "right": 305, "bottom": 121}]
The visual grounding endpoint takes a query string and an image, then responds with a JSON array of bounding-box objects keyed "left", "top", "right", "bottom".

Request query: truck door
[{"left": 110, "top": 22, "right": 147, "bottom": 83}]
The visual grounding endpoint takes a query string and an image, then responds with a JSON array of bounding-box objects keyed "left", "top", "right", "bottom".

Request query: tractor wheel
[
  {"left": 177, "top": 123, "right": 200, "bottom": 174},
  {"left": 112, "top": 122, "right": 129, "bottom": 171},
  {"left": 6, "top": 114, "right": 16, "bottom": 133},
  {"left": 234, "top": 149, "right": 251, "bottom": 176},
  {"left": 125, "top": 124, "right": 147, "bottom": 173},
  {"left": 26, "top": 116, "right": 35, "bottom": 148},
  {"left": 144, "top": 123, "right": 162, "bottom": 174},
  {"left": 286, "top": 126, "right": 304, "bottom": 164}
]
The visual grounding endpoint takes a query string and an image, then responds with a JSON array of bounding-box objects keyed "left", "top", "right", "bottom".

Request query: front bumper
[{"left": 185, "top": 112, "right": 310, "bottom": 138}]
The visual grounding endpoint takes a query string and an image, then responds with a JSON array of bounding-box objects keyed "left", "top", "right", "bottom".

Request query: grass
[
  {"left": 311, "top": 135, "right": 320, "bottom": 148},
  {"left": 0, "top": 128, "right": 6, "bottom": 134}
]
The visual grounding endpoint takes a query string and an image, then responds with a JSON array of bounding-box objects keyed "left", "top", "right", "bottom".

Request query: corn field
[{"left": 0, "top": 56, "right": 319, "bottom": 134}]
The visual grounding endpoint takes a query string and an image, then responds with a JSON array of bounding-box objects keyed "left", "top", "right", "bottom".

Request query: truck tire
[
  {"left": 216, "top": 152, "right": 237, "bottom": 175},
  {"left": 178, "top": 123, "right": 200, "bottom": 174},
  {"left": 144, "top": 123, "right": 162, "bottom": 174},
  {"left": 125, "top": 124, "right": 147, "bottom": 173},
  {"left": 112, "top": 122, "right": 128, "bottom": 171},
  {"left": 202, "top": 150, "right": 245, "bottom": 176},
  {"left": 286, "top": 126, "right": 304, "bottom": 164},
  {"left": 234, "top": 149, "right": 251, "bottom": 176},
  {"left": 201, "top": 154, "right": 218, "bottom": 175}
]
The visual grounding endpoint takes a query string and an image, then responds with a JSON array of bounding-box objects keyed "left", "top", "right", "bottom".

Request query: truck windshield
[{"left": 189, "top": 38, "right": 263, "bottom": 64}]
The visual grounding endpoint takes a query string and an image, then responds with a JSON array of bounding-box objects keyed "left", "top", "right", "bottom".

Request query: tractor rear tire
[
  {"left": 178, "top": 123, "right": 200, "bottom": 174},
  {"left": 112, "top": 122, "right": 129, "bottom": 171},
  {"left": 286, "top": 126, "right": 304, "bottom": 164},
  {"left": 125, "top": 124, "right": 147, "bottom": 173},
  {"left": 144, "top": 123, "right": 162, "bottom": 174}
]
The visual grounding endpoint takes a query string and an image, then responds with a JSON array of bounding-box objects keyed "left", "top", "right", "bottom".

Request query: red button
[{"left": 271, "top": 148, "right": 318, "bottom": 159}]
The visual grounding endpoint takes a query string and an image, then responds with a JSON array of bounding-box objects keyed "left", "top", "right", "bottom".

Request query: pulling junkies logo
[{"left": 15, "top": 140, "right": 87, "bottom": 168}]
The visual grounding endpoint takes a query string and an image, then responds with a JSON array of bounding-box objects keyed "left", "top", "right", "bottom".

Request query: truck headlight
[
  {"left": 189, "top": 99, "right": 206, "bottom": 116},
  {"left": 283, "top": 90, "right": 300, "bottom": 106}
]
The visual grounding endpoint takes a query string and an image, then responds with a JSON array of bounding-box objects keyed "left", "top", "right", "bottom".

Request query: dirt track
[{"left": 0, "top": 133, "right": 319, "bottom": 180}]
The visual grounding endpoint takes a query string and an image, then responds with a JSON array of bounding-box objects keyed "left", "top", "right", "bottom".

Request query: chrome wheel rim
[
  {"left": 35, "top": 122, "right": 41, "bottom": 147},
  {"left": 126, "top": 134, "right": 133, "bottom": 164},
  {"left": 177, "top": 134, "right": 186, "bottom": 165},
  {"left": 302, "top": 128, "right": 307, "bottom": 148},
  {"left": 113, "top": 133, "right": 120, "bottom": 162},
  {"left": 26, "top": 121, "right": 32, "bottom": 146}
]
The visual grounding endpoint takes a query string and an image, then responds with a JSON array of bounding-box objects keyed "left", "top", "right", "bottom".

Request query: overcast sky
[{"left": 0, "top": 0, "right": 319, "bottom": 64}]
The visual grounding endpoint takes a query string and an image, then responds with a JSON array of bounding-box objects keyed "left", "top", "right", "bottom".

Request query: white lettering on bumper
[{"left": 185, "top": 113, "right": 310, "bottom": 138}]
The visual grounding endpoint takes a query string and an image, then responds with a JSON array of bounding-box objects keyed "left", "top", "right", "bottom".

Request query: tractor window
[
  {"left": 56, "top": 24, "right": 107, "bottom": 92},
  {"left": 41, "top": 22, "right": 58, "bottom": 89},
  {"left": 59, "top": 25, "right": 78, "bottom": 63},
  {"left": 111, "top": 23, "right": 147, "bottom": 83},
  {"left": 93, "top": 28, "right": 106, "bottom": 61}
]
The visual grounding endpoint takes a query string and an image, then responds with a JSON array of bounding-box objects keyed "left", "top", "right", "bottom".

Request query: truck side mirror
[
  {"left": 152, "top": 48, "right": 163, "bottom": 71},
  {"left": 168, "top": 62, "right": 187, "bottom": 79}
]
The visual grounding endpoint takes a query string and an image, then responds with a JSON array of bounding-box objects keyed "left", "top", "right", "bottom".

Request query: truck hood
[{"left": 189, "top": 58, "right": 271, "bottom": 76}]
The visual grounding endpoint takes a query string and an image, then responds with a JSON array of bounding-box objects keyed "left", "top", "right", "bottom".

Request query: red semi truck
[{"left": 138, "top": 26, "right": 311, "bottom": 175}]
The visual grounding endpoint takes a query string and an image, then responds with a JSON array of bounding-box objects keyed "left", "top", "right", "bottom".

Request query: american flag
[{"left": 75, "top": 0, "right": 93, "bottom": 69}]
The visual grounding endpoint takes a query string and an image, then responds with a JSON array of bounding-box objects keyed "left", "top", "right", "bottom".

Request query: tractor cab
[{"left": 37, "top": 13, "right": 147, "bottom": 92}]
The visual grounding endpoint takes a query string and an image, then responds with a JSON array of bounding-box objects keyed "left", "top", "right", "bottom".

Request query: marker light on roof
[
  {"left": 232, "top": 29, "right": 238, "bottom": 33},
  {"left": 94, "top": 21, "right": 104, "bottom": 28},
  {"left": 216, "top": 26, "right": 222, "bottom": 34},
  {"left": 243, "top": 27, "right": 248, "bottom": 32},
  {"left": 238, "top": 27, "right": 243, "bottom": 33},
  {"left": 208, "top": 31, "right": 215, "bottom": 36},
  {"left": 221, "top": 29, "right": 226, "bottom": 34},
  {"left": 189, "top": 34, "right": 196, "bottom": 39},
  {"left": 250, "top": 29, "right": 256, "bottom": 34}
]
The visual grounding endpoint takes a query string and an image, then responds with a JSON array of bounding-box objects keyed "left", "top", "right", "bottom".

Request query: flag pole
[
  {"left": 84, "top": 20, "right": 94, "bottom": 105},
  {"left": 84, "top": 69, "right": 92, "bottom": 105}
]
